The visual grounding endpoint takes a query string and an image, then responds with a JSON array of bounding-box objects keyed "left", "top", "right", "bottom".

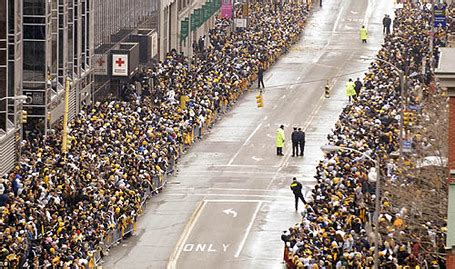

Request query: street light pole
[
  {"left": 320, "top": 145, "right": 381, "bottom": 269},
  {"left": 373, "top": 155, "right": 381, "bottom": 269}
]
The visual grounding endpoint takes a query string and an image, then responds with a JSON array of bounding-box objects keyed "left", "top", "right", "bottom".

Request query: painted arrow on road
[
  {"left": 252, "top": 156, "right": 263, "bottom": 162},
  {"left": 223, "top": 208, "right": 238, "bottom": 218}
]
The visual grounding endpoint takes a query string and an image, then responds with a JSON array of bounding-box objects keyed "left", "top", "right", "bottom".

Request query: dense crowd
[
  {"left": 0, "top": 2, "right": 310, "bottom": 268},
  {"left": 283, "top": 5, "right": 448, "bottom": 269}
]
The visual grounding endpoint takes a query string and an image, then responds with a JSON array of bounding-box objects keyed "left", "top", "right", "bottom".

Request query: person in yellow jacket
[
  {"left": 275, "top": 125, "right": 285, "bottom": 156},
  {"left": 360, "top": 25, "right": 368, "bottom": 43},
  {"left": 345, "top": 78, "right": 356, "bottom": 102}
]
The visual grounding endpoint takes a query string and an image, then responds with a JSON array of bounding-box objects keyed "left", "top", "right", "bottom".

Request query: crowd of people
[
  {"left": 0, "top": 2, "right": 310, "bottom": 268},
  {"left": 283, "top": 4, "right": 449, "bottom": 269}
]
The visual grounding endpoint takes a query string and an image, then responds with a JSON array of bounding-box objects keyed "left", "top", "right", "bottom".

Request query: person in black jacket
[
  {"left": 383, "top": 14, "right": 392, "bottom": 35},
  {"left": 354, "top": 78, "right": 363, "bottom": 97},
  {"left": 291, "top": 127, "right": 299, "bottom": 157},
  {"left": 290, "top": 177, "right": 306, "bottom": 211},
  {"left": 297, "top": 128, "right": 305, "bottom": 156},
  {"left": 257, "top": 63, "right": 265, "bottom": 89}
]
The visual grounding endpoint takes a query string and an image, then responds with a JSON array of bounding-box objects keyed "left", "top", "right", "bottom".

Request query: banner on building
[
  {"left": 112, "top": 54, "right": 128, "bottom": 77},
  {"left": 93, "top": 54, "right": 108, "bottom": 75},
  {"left": 221, "top": 0, "right": 232, "bottom": 19}
]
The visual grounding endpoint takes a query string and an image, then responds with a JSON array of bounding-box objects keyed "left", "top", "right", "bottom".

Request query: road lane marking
[
  {"left": 332, "top": 6, "right": 344, "bottom": 33},
  {"left": 227, "top": 122, "right": 263, "bottom": 165},
  {"left": 234, "top": 201, "right": 262, "bottom": 258},
  {"left": 223, "top": 208, "right": 238, "bottom": 218},
  {"left": 167, "top": 200, "right": 207, "bottom": 269},
  {"left": 168, "top": 193, "right": 296, "bottom": 200},
  {"left": 223, "top": 244, "right": 230, "bottom": 252},
  {"left": 208, "top": 187, "right": 290, "bottom": 192}
]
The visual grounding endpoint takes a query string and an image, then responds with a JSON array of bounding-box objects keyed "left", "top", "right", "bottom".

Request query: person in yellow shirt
[{"left": 360, "top": 25, "right": 368, "bottom": 43}]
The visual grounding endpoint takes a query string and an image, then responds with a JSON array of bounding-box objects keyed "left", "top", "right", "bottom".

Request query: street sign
[
  {"left": 434, "top": 4, "right": 447, "bottom": 27},
  {"left": 234, "top": 18, "right": 247, "bottom": 28},
  {"left": 402, "top": 140, "right": 412, "bottom": 153}
]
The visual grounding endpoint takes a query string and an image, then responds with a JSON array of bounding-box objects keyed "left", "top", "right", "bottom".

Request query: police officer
[
  {"left": 275, "top": 125, "right": 285, "bottom": 156},
  {"left": 291, "top": 127, "right": 299, "bottom": 157},
  {"left": 290, "top": 177, "right": 306, "bottom": 211},
  {"left": 297, "top": 127, "right": 305, "bottom": 156}
]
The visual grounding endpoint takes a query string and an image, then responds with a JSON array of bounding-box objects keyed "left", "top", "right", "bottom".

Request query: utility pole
[{"left": 61, "top": 77, "right": 70, "bottom": 154}]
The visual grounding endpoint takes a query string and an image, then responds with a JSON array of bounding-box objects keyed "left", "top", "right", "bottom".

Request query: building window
[
  {"left": 23, "top": 40, "right": 46, "bottom": 81},
  {"left": 24, "top": 0, "right": 46, "bottom": 16}
]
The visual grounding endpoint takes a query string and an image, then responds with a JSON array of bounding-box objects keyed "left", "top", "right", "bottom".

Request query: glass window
[
  {"left": 0, "top": 0, "right": 6, "bottom": 39},
  {"left": 24, "top": 0, "right": 46, "bottom": 16},
  {"left": 23, "top": 40, "right": 46, "bottom": 81},
  {"left": 23, "top": 24, "right": 46, "bottom": 40}
]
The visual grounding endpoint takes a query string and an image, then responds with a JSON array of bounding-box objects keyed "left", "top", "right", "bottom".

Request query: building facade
[
  {"left": 91, "top": 0, "right": 159, "bottom": 98},
  {"left": 22, "top": 0, "right": 94, "bottom": 135},
  {"left": 160, "top": 0, "right": 220, "bottom": 60},
  {"left": 0, "top": 0, "right": 23, "bottom": 175}
]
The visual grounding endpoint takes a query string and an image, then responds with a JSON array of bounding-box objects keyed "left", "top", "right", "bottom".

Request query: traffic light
[
  {"left": 403, "top": 111, "right": 415, "bottom": 126},
  {"left": 20, "top": 110, "right": 28, "bottom": 124},
  {"left": 256, "top": 93, "right": 263, "bottom": 108}
]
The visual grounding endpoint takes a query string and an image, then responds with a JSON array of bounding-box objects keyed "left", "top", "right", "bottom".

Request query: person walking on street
[
  {"left": 360, "top": 25, "right": 368, "bottom": 43},
  {"left": 383, "top": 14, "right": 392, "bottom": 35},
  {"left": 319, "top": 0, "right": 322, "bottom": 7},
  {"left": 275, "top": 125, "right": 285, "bottom": 156},
  {"left": 297, "top": 127, "right": 305, "bottom": 156},
  {"left": 291, "top": 127, "right": 299, "bottom": 157},
  {"left": 354, "top": 77, "right": 363, "bottom": 97},
  {"left": 345, "top": 78, "right": 356, "bottom": 103},
  {"left": 290, "top": 177, "right": 306, "bottom": 211},
  {"left": 257, "top": 63, "right": 265, "bottom": 89}
]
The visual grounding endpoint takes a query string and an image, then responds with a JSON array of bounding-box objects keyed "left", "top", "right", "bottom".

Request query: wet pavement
[{"left": 103, "top": 0, "right": 395, "bottom": 268}]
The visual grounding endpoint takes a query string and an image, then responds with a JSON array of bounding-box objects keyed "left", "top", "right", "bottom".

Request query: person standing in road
[
  {"left": 291, "top": 127, "right": 299, "bottom": 157},
  {"left": 257, "top": 63, "right": 265, "bottom": 89},
  {"left": 345, "top": 78, "right": 356, "bottom": 103},
  {"left": 297, "top": 127, "right": 305, "bottom": 156},
  {"left": 290, "top": 177, "right": 306, "bottom": 211},
  {"left": 360, "top": 25, "right": 368, "bottom": 43},
  {"left": 383, "top": 14, "right": 392, "bottom": 35},
  {"left": 354, "top": 77, "right": 363, "bottom": 97},
  {"left": 275, "top": 125, "right": 285, "bottom": 156}
]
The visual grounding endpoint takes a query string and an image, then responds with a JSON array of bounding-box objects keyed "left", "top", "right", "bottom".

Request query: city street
[{"left": 103, "top": 0, "right": 395, "bottom": 268}]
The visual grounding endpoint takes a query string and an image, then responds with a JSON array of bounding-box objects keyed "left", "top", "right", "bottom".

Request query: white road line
[
  {"left": 243, "top": 122, "right": 263, "bottom": 146},
  {"left": 332, "top": 6, "right": 344, "bottom": 33},
  {"left": 208, "top": 187, "right": 289, "bottom": 192},
  {"left": 235, "top": 201, "right": 262, "bottom": 258},
  {"left": 167, "top": 193, "right": 296, "bottom": 200},
  {"left": 227, "top": 122, "right": 263, "bottom": 166},
  {"left": 204, "top": 199, "right": 268, "bottom": 203},
  {"left": 167, "top": 200, "right": 207, "bottom": 269},
  {"left": 363, "top": 0, "right": 375, "bottom": 28}
]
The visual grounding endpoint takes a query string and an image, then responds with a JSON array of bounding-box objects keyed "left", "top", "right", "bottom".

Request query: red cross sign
[
  {"left": 112, "top": 54, "right": 128, "bottom": 76},
  {"left": 115, "top": 58, "right": 125, "bottom": 67}
]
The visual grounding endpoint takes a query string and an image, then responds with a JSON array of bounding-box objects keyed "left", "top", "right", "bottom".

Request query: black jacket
[
  {"left": 291, "top": 130, "right": 299, "bottom": 143},
  {"left": 290, "top": 180, "right": 303, "bottom": 195},
  {"left": 297, "top": 131, "right": 305, "bottom": 143}
]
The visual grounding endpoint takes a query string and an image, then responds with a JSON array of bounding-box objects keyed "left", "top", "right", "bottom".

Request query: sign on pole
[
  {"left": 112, "top": 54, "right": 128, "bottom": 77},
  {"left": 434, "top": 3, "right": 447, "bottom": 27}
]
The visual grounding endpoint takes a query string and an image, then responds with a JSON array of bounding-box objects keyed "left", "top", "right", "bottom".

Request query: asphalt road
[{"left": 103, "top": 0, "right": 395, "bottom": 268}]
